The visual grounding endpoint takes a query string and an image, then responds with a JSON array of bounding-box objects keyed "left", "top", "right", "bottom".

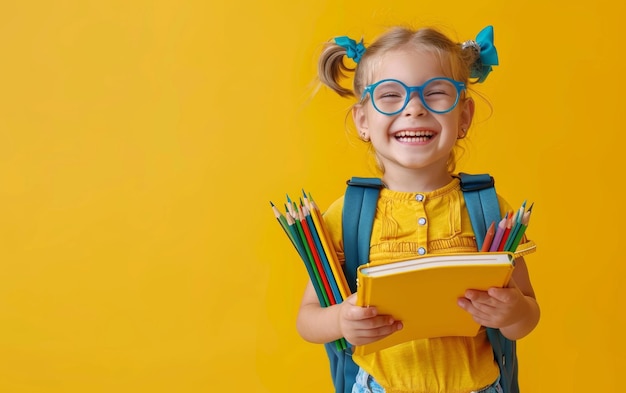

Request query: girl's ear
[
  {"left": 352, "top": 104, "right": 370, "bottom": 141},
  {"left": 459, "top": 97, "right": 475, "bottom": 136}
]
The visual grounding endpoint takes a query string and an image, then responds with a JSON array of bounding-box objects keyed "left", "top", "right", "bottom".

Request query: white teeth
[
  {"left": 395, "top": 130, "right": 434, "bottom": 142},
  {"left": 394, "top": 130, "right": 434, "bottom": 142},
  {"left": 395, "top": 130, "right": 433, "bottom": 137}
]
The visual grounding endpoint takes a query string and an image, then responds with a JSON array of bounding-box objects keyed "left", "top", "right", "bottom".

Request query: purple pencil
[{"left": 489, "top": 216, "right": 507, "bottom": 252}]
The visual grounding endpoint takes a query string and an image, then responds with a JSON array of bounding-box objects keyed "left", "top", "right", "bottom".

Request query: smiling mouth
[{"left": 395, "top": 130, "right": 434, "bottom": 142}]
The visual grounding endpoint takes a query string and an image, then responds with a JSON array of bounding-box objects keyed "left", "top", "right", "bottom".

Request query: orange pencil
[{"left": 480, "top": 221, "right": 496, "bottom": 252}]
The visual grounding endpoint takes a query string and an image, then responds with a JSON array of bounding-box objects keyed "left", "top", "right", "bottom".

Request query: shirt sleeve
[{"left": 321, "top": 195, "right": 346, "bottom": 264}]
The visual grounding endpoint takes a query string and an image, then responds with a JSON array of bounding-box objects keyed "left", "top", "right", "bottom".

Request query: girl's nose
[{"left": 403, "top": 94, "right": 427, "bottom": 117}]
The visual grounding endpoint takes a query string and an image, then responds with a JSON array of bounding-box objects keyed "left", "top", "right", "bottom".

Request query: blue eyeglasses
[{"left": 361, "top": 77, "right": 466, "bottom": 115}]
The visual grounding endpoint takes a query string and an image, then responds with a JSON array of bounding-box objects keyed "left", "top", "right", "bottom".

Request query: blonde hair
[{"left": 318, "top": 26, "right": 482, "bottom": 173}]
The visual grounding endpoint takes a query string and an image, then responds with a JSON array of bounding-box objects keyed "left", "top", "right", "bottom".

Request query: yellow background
[{"left": 1, "top": 1, "right": 624, "bottom": 392}]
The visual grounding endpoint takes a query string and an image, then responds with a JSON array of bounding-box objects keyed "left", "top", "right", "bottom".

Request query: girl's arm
[
  {"left": 296, "top": 281, "right": 344, "bottom": 343},
  {"left": 458, "top": 256, "right": 540, "bottom": 340},
  {"left": 497, "top": 256, "right": 541, "bottom": 339}
]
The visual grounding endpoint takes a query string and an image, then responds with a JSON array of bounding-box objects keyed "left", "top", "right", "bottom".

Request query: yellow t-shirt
[{"left": 323, "top": 177, "right": 536, "bottom": 393}]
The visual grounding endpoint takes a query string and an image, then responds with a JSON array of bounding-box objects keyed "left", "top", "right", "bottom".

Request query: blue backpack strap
[
  {"left": 342, "top": 177, "right": 384, "bottom": 293},
  {"left": 459, "top": 172, "right": 501, "bottom": 250},
  {"left": 487, "top": 328, "right": 519, "bottom": 393},
  {"left": 323, "top": 342, "right": 360, "bottom": 393},
  {"left": 459, "top": 173, "right": 518, "bottom": 393}
]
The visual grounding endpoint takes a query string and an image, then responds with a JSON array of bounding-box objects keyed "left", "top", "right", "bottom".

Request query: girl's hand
[
  {"left": 339, "top": 293, "right": 403, "bottom": 346},
  {"left": 457, "top": 279, "right": 530, "bottom": 329}
]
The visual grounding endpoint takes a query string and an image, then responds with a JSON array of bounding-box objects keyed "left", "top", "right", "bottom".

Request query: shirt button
[
  {"left": 417, "top": 247, "right": 426, "bottom": 255},
  {"left": 415, "top": 194, "right": 425, "bottom": 202},
  {"left": 418, "top": 217, "right": 427, "bottom": 225}
]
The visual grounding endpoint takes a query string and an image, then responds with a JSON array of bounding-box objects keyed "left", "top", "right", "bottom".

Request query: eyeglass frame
[{"left": 360, "top": 77, "right": 467, "bottom": 116}]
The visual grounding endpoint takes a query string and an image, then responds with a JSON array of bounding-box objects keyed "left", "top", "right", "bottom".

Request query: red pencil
[{"left": 497, "top": 211, "right": 514, "bottom": 252}]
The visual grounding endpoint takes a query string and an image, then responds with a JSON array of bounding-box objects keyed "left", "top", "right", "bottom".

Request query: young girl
[{"left": 296, "top": 25, "right": 540, "bottom": 393}]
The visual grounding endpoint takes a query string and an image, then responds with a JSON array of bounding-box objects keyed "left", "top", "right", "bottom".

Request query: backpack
[{"left": 323, "top": 173, "right": 519, "bottom": 393}]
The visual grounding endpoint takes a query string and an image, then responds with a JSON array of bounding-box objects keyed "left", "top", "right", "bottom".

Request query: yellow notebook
[{"left": 354, "top": 252, "right": 515, "bottom": 356}]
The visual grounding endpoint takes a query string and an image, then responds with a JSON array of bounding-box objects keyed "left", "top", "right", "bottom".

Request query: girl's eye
[
  {"left": 375, "top": 86, "right": 405, "bottom": 100},
  {"left": 424, "top": 89, "right": 448, "bottom": 97},
  {"left": 379, "top": 92, "right": 402, "bottom": 98},
  {"left": 424, "top": 81, "right": 456, "bottom": 97}
]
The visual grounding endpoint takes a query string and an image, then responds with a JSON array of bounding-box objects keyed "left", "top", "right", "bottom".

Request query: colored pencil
[
  {"left": 284, "top": 212, "right": 306, "bottom": 259},
  {"left": 297, "top": 205, "right": 336, "bottom": 305},
  {"left": 270, "top": 201, "right": 298, "bottom": 250},
  {"left": 304, "top": 192, "right": 351, "bottom": 300},
  {"left": 503, "top": 203, "right": 525, "bottom": 251},
  {"left": 293, "top": 206, "right": 330, "bottom": 307},
  {"left": 480, "top": 221, "right": 496, "bottom": 252},
  {"left": 301, "top": 200, "right": 342, "bottom": 304},
  {"left": 271, "top": 190, "right": 364, "bottom": 351},
  {"left": 507, "top": 203, "right": 534, "bottom": 252},
  {"left": 497, "top": 211, "right": 514, "bottom": 252},
  {"left": 300, "top": 193, "right": 349, "bottom": 350},
  {"left": 489, "top": 216, "right": 508, "bottom": 252}
]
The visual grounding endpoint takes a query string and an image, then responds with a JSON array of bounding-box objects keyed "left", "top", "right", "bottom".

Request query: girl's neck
[{"left": 382, "top": 168, "right": 453, "bottom": 192}]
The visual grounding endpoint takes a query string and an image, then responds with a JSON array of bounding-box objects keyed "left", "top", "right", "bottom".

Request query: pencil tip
[
  {"left": 527, "top": 202, "right": 534, "bottom": 212},
  {"left": 270, "top": 201, "right": 275, "bottom": 207}
]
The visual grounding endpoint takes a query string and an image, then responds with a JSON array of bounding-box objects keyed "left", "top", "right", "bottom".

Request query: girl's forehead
[{"left": 369, "top": 48, "right": 446, "bottom": 83}]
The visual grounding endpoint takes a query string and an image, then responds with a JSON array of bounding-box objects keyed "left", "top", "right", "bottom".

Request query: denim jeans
[{"left": 351, "top": 367, "right": 503, "bottom": 393}]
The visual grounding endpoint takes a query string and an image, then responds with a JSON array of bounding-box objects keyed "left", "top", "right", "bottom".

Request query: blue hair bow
[
  {"left": 334, "top": 36, "right": 366, "bottom": 63},
  {"left": 472, "top": 25, "right": 499, "bottom": 83}
]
